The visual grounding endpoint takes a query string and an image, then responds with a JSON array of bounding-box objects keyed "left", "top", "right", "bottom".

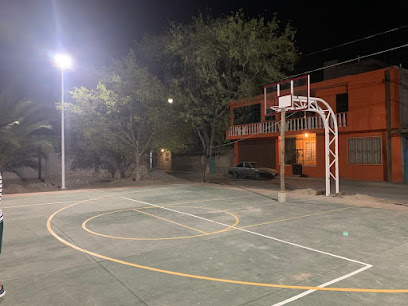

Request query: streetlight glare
[
  {"left": 54, "top": 53, "right": 73, "bottom": 69},
  {"left": 168, "top": 98, "right": 173, "bottom": 104}
]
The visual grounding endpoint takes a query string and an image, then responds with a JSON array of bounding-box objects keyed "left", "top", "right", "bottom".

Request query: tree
[
  {"left": 0, "top": 90, "right": 52, "bottom": 178},
  {"left": 70, "top": 51, "right": 188, "bottom": 181},
  {"left": 163, "top": 12, "right": 298, "bottom": 181}
]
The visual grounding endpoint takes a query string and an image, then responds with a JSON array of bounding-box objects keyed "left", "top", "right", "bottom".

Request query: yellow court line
[
  {"left": 106, "top": 195, "right": 256, "bottom": 212},
  {"left": 132, "top": 208, "right": 207, "bottom": 234},
  {"left": 47, "top": 196, "right": 408, "bottom": 293},
  {"left": 82, "top": 206, "right": 239, "bottom": 241},
  {"left": 238, "top": 207, "right": 354, "bottom": 230},
  {"left": 145, "top": 195, "right": 257, "bottom": 207}
]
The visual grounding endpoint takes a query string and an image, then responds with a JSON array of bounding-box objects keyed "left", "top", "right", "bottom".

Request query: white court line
[
  {"left": 2, "top": 184, "right": 239, "bottom": 210},
  {"left": 272, "top": 265, "right": 372, "bottom": 306},
  {"left": 122, "top": 197, "right": 372, "bottom": 305},
  {"left": 3, "top": 185, "right": 249, "bottom": 210},
  {"left": 2, "top": 185, "right": 185, "bottom": 209},
  {"left": 3, "top": 201, "right": 72, "bottom": 209}
]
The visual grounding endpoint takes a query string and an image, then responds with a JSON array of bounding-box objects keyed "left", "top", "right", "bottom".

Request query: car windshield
[{"left": 248, "top": 162, "right": 261, "bottom": 168}]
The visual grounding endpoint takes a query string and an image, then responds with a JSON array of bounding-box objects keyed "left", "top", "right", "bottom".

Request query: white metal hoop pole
[
  {"left": 324, "top": 116, "right": 330, "bottom": 196},
  {"left": 290, "top": 96, "right": 340, "bottom": 196},
  {"left": 311, "top": 97, "right": 340, "bottom": 196}
]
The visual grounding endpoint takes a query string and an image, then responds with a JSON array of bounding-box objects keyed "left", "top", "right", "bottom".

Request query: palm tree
[{"left": 0, "top": 90, "right": 52, "bottom": 179}]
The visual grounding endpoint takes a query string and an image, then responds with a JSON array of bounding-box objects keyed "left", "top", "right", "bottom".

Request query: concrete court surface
[
  {"left": 168, "top": 171, "right": 408, "bottom": 205},
  {"left": 1, "top": 183, "right": 408, "bottom": 305}
]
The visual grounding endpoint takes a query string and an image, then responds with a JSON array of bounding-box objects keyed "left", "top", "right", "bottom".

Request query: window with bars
[{"left": 348, "top": 137, "right": 382, "bottom": 165}]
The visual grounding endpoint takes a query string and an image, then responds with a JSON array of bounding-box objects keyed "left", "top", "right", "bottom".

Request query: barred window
[{"left": 348, "top": 137, "right": 382, "bottom": 165}]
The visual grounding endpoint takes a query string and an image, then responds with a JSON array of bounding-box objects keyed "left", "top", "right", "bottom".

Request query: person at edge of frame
[{"left": 0, "top": 171, "right": 5, "bottom": 298}]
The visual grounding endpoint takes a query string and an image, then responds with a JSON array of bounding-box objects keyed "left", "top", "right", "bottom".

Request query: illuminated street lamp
[{"left": 53, "top": 53, "right": 72, "bottom": 189}]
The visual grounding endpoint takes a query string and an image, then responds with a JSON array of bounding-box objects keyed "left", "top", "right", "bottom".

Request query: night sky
[{"left": 0, "top": 0, "right": 407, "bottom": 106}]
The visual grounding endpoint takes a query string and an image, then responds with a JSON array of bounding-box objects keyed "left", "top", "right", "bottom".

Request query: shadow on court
[{"left": 1, "top": 183, "right": 408, "bottom": 305}]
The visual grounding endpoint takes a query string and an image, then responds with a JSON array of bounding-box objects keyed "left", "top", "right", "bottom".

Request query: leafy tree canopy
[
  {"left": 0, "top": 89, "right": 52, "bottom": 177},
  {"left": 70, "top": 51, "right": 192, "bottom": 180},
  {"left": 160, "top": 11, "right": 298, "bottom": 180}
]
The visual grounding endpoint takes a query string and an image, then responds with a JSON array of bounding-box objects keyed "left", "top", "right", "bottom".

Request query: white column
[{"left": 61, "top": 69, "right": 66, "bottom": 190}]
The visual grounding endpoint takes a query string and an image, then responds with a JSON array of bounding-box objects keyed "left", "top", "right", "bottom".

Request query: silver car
[{"left": 228, "top": 162, "right": 277, "bottom": 179}]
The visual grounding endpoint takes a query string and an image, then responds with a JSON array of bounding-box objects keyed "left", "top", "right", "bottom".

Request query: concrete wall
[
  {"left": 172, "top": 151, "right": 234, "bottom": 174},
  {"left": 2, "top": 151, "right": 107, "bottom": 182},
  {"left": 2, "top": 151, "right": 60, "bottom": 180},
  {"left": 400, "top": 68, "right": 408, "bottom": 129}
]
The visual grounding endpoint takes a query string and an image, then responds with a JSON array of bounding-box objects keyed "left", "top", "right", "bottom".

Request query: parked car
[{"left": 228, "top": 162, "right": 277, "bottom": 179}]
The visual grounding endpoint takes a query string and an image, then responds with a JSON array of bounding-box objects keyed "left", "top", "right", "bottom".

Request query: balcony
[{"left": 228, "top": 112, "right": 347, "bottom": 137}]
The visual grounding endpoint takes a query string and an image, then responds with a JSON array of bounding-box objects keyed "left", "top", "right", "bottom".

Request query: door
[{"left": 286, "top": 138, "right": 297, "bottom": 165}]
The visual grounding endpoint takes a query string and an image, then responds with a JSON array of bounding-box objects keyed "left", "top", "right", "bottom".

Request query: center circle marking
[
  {"left": 82, "top": 206, "right": 240, "bottom": 240},
  {"left": 46, "top": 192, "right": 408, "bottom": 293}
]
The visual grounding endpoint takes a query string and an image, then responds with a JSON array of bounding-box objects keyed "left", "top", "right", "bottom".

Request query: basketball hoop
[{"left": 263, "top": 74, "right": 339, "bottom": 196}]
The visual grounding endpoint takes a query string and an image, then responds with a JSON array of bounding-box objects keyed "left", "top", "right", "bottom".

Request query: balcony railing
[{"left": 228, "top": 112, "right": 347, "bottom": 137}]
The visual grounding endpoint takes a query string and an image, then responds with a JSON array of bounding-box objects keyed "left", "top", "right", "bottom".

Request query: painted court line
[
  {"left": 238, "top": 207, "right": 354, "bottom": 230},
  {"left": 47, "top": 193, "right": 408, "bottom": 293},
  {"left": 2, "top": 185, "right": 184, "bottom": 209},
  {"left": 122, "top": 197, "right": 369, "bottom": 266},
  {"left": 122, "top": 196, "right": 372, "bottom": 303},
  {"left": 153, "top": 194, "right": 257, "bottom": 206},
  {"left": 133, "top": 208, "right": 207, "bottom": 234},
  {"left": 272, "top": 265, "right": 373, "bottom": 306},
  {"left": 82, "top": 206, "right": 239, "bottom": 241},
  {"left": 3, "top": 201, "right": 73, "bottom": 209}
]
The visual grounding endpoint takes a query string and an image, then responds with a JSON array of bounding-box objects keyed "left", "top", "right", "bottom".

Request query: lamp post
[{"left": 53, "top": 53, "right": 72, "bottom": 190}]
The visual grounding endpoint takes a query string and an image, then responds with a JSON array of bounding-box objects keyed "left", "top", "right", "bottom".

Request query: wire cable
[
  {"left": 289, "top": 43, "right": 408, "bottom": 79},
  {"left": 304, "top": 25, "right": 408, "bottom": 56}
]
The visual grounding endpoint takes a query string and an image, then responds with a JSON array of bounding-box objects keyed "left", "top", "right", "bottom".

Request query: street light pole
[
  {"left": 60, "top": 68, "right": 66, "bottom": 189},
  {"left": 53, "top": 53, "right": 72, "bottom": 190}
]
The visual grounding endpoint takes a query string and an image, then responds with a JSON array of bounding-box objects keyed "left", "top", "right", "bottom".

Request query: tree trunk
[
  {"left": 120, "top": 165, "right": 126, "bottom": 179},
  {"left": 202, "top": 154, "right": 210, "bottom": 182},
  {"left": 134, "top": 151, "right": 141, "bottom": 182},
  {"left": 202, "top": 123, "right": 216, "bottom": 183},
  {"left": 93, "top": 154, "right": 100, "bottom": 176},
  {"left": 94, "top": 164, "right": 100, "bottom": 176},
  {"left": 115, "top": 162, "right": 125, "bottom": 180}
]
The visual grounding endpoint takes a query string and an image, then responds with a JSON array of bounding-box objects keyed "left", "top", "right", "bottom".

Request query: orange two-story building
[{"left": 227, "top": 67, "right": 408, "bottom": 183}]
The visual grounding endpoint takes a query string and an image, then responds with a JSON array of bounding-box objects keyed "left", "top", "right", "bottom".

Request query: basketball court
[{"left": 1, "top": 183, "right": 408, "bottom": 305}]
